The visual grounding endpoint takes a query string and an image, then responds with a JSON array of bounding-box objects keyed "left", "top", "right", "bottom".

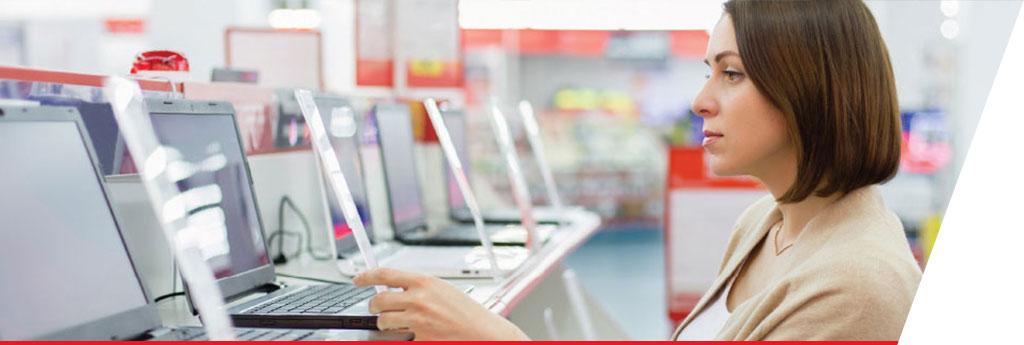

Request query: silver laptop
[
  {"left": 373, "top": 103, "right": 552, "bottom": 247},
  {"left": 142, "top": 99, "right": 378, "bottom": 330},
  {"left": 0, "top": 105, "right": 374, "bottom": 341}
]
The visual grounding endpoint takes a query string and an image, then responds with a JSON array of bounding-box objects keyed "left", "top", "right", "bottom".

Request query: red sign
[{"left": 104, "top": 18, "right": 145, "bottom": 34}]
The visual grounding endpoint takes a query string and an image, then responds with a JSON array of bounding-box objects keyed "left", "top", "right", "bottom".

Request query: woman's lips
[{"left": 703, "top": 130, "right": 723, "bottom": 147}]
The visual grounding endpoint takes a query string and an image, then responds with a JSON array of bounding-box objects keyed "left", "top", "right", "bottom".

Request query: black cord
[
  {"left": 160, "top": 251, "right": 181, "bottom": 304},
  {"left": 267, "top": 227, "right": 300, "bottom": 264},
  {"left": 268, "top": 195, "right": 302, "bottom": 264},
  {"left": 268, "top": 196, "right": 333, "bottom": 263},
  {"left": 154, "top": 291, "right": 186, "bottom": 303}
]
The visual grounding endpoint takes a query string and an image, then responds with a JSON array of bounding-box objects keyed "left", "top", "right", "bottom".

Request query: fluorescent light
[
  {"left": 0, "top": 0, "right": 150, "bottom": 20},
  {"left": 268, "top": 8, "right": 321, "bottom": 30},
  {"left": 940, "top": 19, "right": 959, "bottom": 40},
  {"left": 940, "top": 0, "right": 960, "bottom": 18},
  {"left": 458, "top": 0, "right": 725, "bottom": 31}
]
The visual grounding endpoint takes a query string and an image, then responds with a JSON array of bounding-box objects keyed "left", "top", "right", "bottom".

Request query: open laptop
[
  {"left": 29, "top": 97, "right": 127, "bottom": 176},
  {"left": 442, "top": 107, "right": 576, "bottom": 225},
  {"left": 0, "top": 105, "right": 369, "bottom": 340},
  {"left": 374, "top": 103, "right": 554, "bottom": 247},
  {"left": 275, "top": 88, "right": 313, "bottom": 149},
  {"left": 307, "top": 94, "right": 375, "bottom": 255},
  {"left": 143, "top": 99, "right": 378, "bottom": 330},
  {"left": 303, "top": 96, "right": 527, "bottom": 278}
]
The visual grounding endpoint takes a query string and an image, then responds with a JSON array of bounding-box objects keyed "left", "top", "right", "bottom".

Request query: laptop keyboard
[
  {"left": 244, "top": 284, "right": 375, "bottom": 315},
  {"left": 175, "top": 327, "right": 315, "bottom": 341}
]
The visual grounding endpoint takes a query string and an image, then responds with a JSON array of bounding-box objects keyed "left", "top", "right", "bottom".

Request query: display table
[
  {"left": 153, "top": 209, "right": 626, "bottom": 340},
  {"left": 275, "top": 209, "right": 600, "bottom": 314}
]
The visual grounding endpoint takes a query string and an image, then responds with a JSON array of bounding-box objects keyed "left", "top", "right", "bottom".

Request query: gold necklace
[{"left": 773, "top": 220, "right": 794, "bottom": 256}]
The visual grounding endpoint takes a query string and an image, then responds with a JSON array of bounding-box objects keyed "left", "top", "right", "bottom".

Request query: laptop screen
[
  {"left": 374, "top": 103, "right": 426, "bottom": 233},
  {"left": 313, "top": 96, "right": 375, "bottom": 254},
  {"left": 31, "top": 98, "right": 126, "bottom": 176},
  {"left": 149, "top": 112, "right": 270, "bottom": 279},
  {"left": 0, "top": 120, "right": 150, "bottom": 339},
  {"left": 442, "top": 109, "right": 469, "bottom": 213}
]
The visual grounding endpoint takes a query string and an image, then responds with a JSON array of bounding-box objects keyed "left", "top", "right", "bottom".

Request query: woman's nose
[{"left": 691, "top": 84, "right": 718, "bottom": 118}]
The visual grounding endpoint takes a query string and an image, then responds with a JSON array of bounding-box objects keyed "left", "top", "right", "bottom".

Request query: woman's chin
[{"left": 708, "top": 159, "right": 742, "bottom": 177}]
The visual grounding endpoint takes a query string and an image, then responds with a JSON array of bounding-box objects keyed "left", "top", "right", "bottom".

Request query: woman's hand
[{"left": 353, "top": 268, "right": 530, "bottom": 341}]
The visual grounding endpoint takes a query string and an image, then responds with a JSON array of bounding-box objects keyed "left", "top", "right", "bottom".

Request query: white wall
[
  {"left": 148, "top": 0, "right": 270, "bottom": 81},
  {"left": 1, "top": 0, "right": 151, "bottom": 75}
]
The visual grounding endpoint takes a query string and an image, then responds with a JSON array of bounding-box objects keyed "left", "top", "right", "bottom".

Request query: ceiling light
[
  {"left": 268, "top": 8, "right": 321, "bottom": 30},
  {"left": 458, "top": 0, "right": 725, "bottom": 32}
]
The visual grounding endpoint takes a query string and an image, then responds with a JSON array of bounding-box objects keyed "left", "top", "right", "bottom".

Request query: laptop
[
  {"left": 143, "top": 99, "right": 378, "bottom": 330},
  {"left": 0, "top": 105, "right": 363, "bottom": 341},
  {"left": 275, "top": 88, "right": 313, "bottom": 149},
  {"left": 301, "top": 96, "right": 527, "bottom": 278},
  {"left": 374, "top": 103, "right": 554, "bottom": 247},
  {"left": 29, "top": 96, "right": 127, "bottom": 176},
  {"left": 306, "top": 94, "right": 375, "bottom": 256},
  {"left": 442, "top": 107, "right": 576, "bottom": 225}
]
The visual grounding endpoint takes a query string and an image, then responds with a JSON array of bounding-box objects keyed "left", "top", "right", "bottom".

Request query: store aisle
[{"left": 565, "top": 227, "right": 671, "bottom": 340}]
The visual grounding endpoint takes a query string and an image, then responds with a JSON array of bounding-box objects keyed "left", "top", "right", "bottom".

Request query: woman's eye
[
  {"left": 704, "top": 73, "right": 711, "bottom": 80},
  {"left": 724, "top": 70, "right": 744, "bottom": 82}
]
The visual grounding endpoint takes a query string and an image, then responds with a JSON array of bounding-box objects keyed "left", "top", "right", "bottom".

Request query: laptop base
[
  {"left": 451, "top": 206, "right": 576, "bottom": 225},
  {"left": 397, "top": 224, "right": 556, "bottom": 247},
  {"left": 227, "top": 285, "right": 377, "bottom": 330},
  {"left": 337, "top": 245, "right": 529, "bottom": 278}
]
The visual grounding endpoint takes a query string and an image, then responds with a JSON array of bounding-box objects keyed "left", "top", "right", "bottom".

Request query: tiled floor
[{"left": 564, "top": 227, "right": 672, "bottom": 340}]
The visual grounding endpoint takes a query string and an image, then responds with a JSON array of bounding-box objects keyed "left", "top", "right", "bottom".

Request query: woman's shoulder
[
  {"left": 760, "top": 253, "right": 920, "bottom": 340},
  {"left": 761, "top": 224, "right": 921, "bottom": 339},
  {"left": 781, "top": 187, "right": 922, "bottom": 319},
  {"left": 770, "top": 245, "right": 921, "bottom": 339},
  {"left": 795, "top": 243, "right": 921, "bottom": 296},
  {"left": 728, "top": 187, "right": 922, "bottom": 340},
  {"left": 797, "top": 186, "right": 921, "bottom": 284}
]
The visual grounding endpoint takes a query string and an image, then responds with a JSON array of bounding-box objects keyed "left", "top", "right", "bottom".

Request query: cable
[
  {"left": 158, "top": 251, "right": 182, "bottom": 304},
  {"left": 267, "top": 227, "right": 300, "bottom": 264},
  {"left": 284, "top": 196, "right": 333, "bottom": 261},
  {"left": 268, "top": 195, "right": 302, "bottom": 264},
  {"left": 154, "top": 291, "right": 186, "bottom": 303},
  {"left": 268, "top": 196, "right": 334, "bottom": 264}
]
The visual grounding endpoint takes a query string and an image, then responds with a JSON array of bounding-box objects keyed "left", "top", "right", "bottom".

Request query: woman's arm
[{"left": 353, "top": 268, "right": 531, "bottom": 341}]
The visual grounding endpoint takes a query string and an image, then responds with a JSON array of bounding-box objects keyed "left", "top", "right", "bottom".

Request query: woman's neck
[
  {"left": 756, "top": 163, "right": 840, "bottom": 245},
  {"left": 775, "top": 193, "right": 840, "bottom": 242}
]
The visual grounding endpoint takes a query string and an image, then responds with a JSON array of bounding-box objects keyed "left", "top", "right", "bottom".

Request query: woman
[{"left": 354, "top": 0, "right": 922, "bottom": 340}]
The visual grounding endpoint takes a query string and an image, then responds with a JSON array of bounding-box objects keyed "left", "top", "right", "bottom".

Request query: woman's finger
[
  {"left": 376, "top": 311, "right": 417, "bottom": 331},
  {"left": 368, "top": 290, "right": 416, "bottom": 313},
  {"left": 353, "top": 268, "right": 427, "bottom": 289}
]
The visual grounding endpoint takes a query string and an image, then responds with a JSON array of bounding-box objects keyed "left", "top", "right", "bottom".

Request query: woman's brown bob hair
[{"left": 723, "top": 0, "right": 901, "bottom": 203}]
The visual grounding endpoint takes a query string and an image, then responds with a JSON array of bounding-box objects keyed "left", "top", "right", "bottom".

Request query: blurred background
[{"left": 0, "top": 0, "right": 1019, "bottom": 339}]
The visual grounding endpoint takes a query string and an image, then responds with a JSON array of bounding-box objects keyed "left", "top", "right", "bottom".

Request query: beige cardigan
[{"left": 672, "top": 186, "right": 922, "bottom": 340}]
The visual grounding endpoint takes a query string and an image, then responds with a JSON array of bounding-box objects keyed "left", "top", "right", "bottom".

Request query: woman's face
[{"left": 692, "top": 15, "right": 795, "bottom": 180}]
